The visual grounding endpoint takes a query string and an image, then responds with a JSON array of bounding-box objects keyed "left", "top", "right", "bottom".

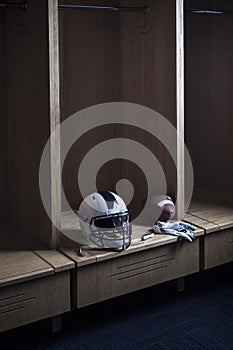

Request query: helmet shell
[{"left": 78, "top": 191, "right": 131, "bottom": 250}]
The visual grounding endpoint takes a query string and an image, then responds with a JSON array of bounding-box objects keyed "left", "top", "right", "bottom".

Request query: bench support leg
[{"left": 52, "top": 315, "right": 63, "bottom": 333}]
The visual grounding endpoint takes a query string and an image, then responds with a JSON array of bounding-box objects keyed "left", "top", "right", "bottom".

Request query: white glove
[{"left": 153, "top": 221, "right": 196, "bottom": 242}]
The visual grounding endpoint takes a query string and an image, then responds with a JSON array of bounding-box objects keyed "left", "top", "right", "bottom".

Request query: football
[{"left": 145, "top": 194, "right": 176, "bottom": 223}]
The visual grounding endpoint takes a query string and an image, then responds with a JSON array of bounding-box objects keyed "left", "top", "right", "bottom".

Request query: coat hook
[
  {"left": 143, "top": 5, "right": 150, "bottom": 14},
  {"left": 138, "top": 25, "right": 149, "bottom": 34}
]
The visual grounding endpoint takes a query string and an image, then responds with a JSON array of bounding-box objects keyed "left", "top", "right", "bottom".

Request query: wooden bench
[
  {"left": 0, "top": 228, "right": 74, "bottom": 333},
  {"left": 184, "top": 202, "right": 233, "bottom": 269},
  {"left": 60, "top": 212, "right": 204, "bottom": 308}
]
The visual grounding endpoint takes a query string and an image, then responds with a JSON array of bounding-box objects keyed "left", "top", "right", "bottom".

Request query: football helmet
[{"left": 78, "top": 191, "right": 131, "bottom": 255}]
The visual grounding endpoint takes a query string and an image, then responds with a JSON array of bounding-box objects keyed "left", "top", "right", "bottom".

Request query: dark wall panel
[
  {"left": 6, "top": 0, "right": 52, "bottom": 246},
  {"left": 0, "top": 9, "right": 8, "bottom": 222},
  {"left": 185, "top": 0, "right": 233, "bottom": 205},
  {"left": 59, "top": 0, "right": 177, "bottom": 213}
]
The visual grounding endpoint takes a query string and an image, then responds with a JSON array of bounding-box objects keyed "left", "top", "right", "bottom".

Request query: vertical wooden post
[
  {"left": 48, "top": 0, "right": 61, "bottom": 248},
  {"left": 176, "top": 0, "right": 185, "bottom": 219}
]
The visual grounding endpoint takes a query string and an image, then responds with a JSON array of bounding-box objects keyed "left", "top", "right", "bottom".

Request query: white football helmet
[{"left": 78, "top": 191, "right": 131, "bottom": 255}]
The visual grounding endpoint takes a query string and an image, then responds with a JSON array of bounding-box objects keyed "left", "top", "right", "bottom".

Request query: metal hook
[
  {"left": 138, "top": 25, "right": 149, "bottom": 34},
  {"left": 143, "top": 5, "right": 150, "bottom": 14}
]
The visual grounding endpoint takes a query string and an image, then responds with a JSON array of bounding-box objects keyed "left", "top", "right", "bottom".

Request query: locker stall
[
  {"left": 184, "top": 0, "right": 233, "bottom": 268},
  {"left": 0, "top": 0, "right": 74, "bottom": 333},
  {"left": 57, "top": 0, "right": 202, "bottom": 308},
  {"left": 0, "top": 0, "right": 57, "bottom": 248},
  {"left": 58, "top": 0, "right": 179, "bottom": 223}
]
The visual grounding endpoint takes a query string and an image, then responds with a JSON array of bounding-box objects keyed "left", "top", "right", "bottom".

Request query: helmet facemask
[{"left": 89, "top": 211, "right": 132, "bottom": 250}]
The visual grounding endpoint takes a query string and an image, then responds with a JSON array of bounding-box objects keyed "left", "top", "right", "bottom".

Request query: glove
[{"left": 153, "top": 221, "right": 196, "bottom": 242}]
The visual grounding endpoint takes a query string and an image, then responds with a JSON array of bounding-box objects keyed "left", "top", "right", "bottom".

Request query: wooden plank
[
  {"left": 60, "top": 249, "right": 97, "bottom": 267},
  {"left": 211, "top": 218, "right": 233, "bottom": 231},
  {"left": 198, "top": 207, "right": 233, "bottom": 230},
  {"left": 0, "top": 230, "right": 54, "bottom": 288},
  {"left": 48, "top": 0, "right": 61, "bottom": 248},
  {"left": 34, "top": 250, "right": 75, "bottom": 273},
  {"left": 186, "top": 203, "right": 233, "bottom": 268},
  {"left": 176, "top": 0, "right": 185, "bottom": 219},
  {"left": 184, "top": 213, "right": 219, "bottom": 234},
  {"left": 75, "top": 238, "right": 200, "bottom": 308},
  {"left": 188, "top": 201, "right": 233, "bottom": 217},
  {"left": 187, "top": 202, "right": 233, "bottom": 231},
  {"left": 0, "top": 271, "right": 70, "bottom": 332},
  {"left": 0, "top": 267, "right": 53, "bottom": 289}
]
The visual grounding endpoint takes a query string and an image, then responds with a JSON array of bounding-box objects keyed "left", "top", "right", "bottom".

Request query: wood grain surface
[
  {"left": 48, "top": 0, "right": 62, "bottom": 248},
  {"left": 176, "top": 0, "right": 185, "bottom": 219},
  {"left": 5, "top": 0, "right": 53, "bottom": 246},
  {"left": 34, "top": 249, "right": 75, "bottom": 273},
  {"left": 185, "top": 201, "right": 233, "bottom": 268},
  {"left": 203, "top": 229, "right": 233, "bottom": 269},
  {"left": 187, "top": 201, "right": 233, "bottom": 231},
  {"left": 0, "top": 224, "right": 75, "bottom": 273},
  {"left": 75, "top": 238, "right": 200, "bottom": 307},
  {"left": 0, "top": 229, "right": 54, "bottom": 288},
  {"left": 0, "top": 271, "right": 70, "bottom": 332},
  {"left": 184, "top": 213, "right": 219, "bottom": 234}
]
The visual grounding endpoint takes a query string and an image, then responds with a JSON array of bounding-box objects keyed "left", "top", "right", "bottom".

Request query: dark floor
[{"left": 1, "top": 263, "right": 233, "bottom": 350}]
